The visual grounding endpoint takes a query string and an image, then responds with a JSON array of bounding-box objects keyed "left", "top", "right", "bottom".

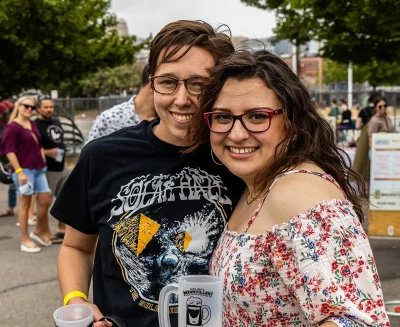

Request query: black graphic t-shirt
[
  {"left": 35, "top": 118, "right": 66, "bottom": 171},
  {"left": 51, "top": 119, "right": 243, "bottom": 327}
]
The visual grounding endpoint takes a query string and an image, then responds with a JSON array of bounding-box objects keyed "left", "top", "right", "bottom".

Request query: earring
[{"left": 211, "top": 148, "right": 223, "bottom": 166}]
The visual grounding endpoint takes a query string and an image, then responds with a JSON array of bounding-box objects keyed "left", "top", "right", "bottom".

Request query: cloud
[{"left": 110, "top": 0, "right": 276, "bottom": 39}]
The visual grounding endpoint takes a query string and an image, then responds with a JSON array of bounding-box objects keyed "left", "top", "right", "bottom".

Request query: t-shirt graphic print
[{"left": 110, "top": 166, "right": 231, "bottom": 310}]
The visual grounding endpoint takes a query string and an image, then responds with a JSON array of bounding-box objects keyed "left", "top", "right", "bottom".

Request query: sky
[{"left": 109, "top": 0, "right": 276, "bottom": 39}]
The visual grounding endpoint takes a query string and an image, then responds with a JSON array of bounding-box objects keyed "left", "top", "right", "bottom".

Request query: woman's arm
[
  {"left": 6, "top": 153, "right": 28, "bottom": 185},
  {"left": 6, "top": 152, "right": 21, "bottom": 171},
  {"left": 58, "top": 226, "right": 111, "bottom": 327}
]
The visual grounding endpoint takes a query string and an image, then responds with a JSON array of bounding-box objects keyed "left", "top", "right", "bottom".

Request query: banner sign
[{"left": 370, "top": 133, "right": 400, "bottom": 211}]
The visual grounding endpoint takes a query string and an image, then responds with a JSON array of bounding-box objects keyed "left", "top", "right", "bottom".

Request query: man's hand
[
  {"left": 45, "top": 148, "right": 59, "bottom": 159},
  {"left": 67, "top": 297, "right": 113, "bottom": 327}
]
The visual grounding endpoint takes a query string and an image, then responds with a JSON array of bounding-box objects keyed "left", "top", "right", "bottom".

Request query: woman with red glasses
[
  {"left": 1, "top": 96, "right": 53, "bottom": 253},
  {"left": 189, "top": 50, "right": 389, "bottom": 327},
  {"left": 368, "top": 96, "right": 396, "bottom": 147}
]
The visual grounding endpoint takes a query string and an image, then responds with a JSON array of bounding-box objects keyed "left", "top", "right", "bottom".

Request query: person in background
[
  {"left": 0, "top": 100, "right": 17, "bottom": 218},
  {"left": 352, "top": 93, "right": 381, "bottom": 185},
  {"left": 189, "top": 50, "right": 388, "bottom": 327},
  {"left": 35, "top": 95, "right": 68, "bottom": 242},
  {"left": 356, "top": 92, "right": 380, "bottom": 130},
  {"left": 0, "top": 163, "right": 17, "bottom": 218},
  {"left": 368, "top": 96, "right": 396, "bottom": 147},
  {"left": 51, "top": 20, "right": 242, "bottom": 327},
  {"left": 339, "top": 98, "right": 352, "bottom": 125},
  {"left": 86, "top": 64, "right": 157, "bottom": 144},
  {"left": 1, "top": 96, "right": 54, "bottom": 252},
  {"left": 327, "top": 98, "right": 339, "bottom": 119}
]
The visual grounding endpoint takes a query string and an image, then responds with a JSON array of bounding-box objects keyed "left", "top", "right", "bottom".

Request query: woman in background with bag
[
  {"left": 352, "top": 94, "right": 379, "bottom": 186},
  {"left": 368, "top": 96, "right": 396, "bottom": 146},
  {"left": 1, "top": 96, "right": 53, "bottom": 252}
]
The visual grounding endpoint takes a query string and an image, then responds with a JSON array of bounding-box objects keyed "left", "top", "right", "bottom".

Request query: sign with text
[{"left": 370, "top": 133, "right": 400, "bottom": 211}]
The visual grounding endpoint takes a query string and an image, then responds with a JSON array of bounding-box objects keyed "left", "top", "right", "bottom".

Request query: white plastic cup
[
  {"left": 55, "top": 148, "right": 65, "bottom": 162},
  {"left": 18, "top": 181, "right": 33, "bottom": 195},
  {"left": 53, "top": 304, "right": 94, "bottom": 327}
]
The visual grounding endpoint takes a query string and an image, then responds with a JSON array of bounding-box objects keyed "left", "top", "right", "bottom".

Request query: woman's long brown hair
[{"left": 188, "top": 50, "right": 367, "bottom": 221}]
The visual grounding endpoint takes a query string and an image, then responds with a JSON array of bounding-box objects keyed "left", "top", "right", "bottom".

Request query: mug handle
[
  {"left": 202, "top": 305, "right": 211, "bottom": 325},
  {"left": 158, "top": 283, "right": 178, "bottom": 327}
]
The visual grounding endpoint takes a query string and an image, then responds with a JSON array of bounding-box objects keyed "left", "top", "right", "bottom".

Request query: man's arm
[
  {"left": 44, "top": 148, "right": 58, "bottom": 159},
  {"left": 58, "top": 226, "right": 112, "bottom": 327},
  {"left": 355, "top": 117, "right": 363, "bottom": 130}
]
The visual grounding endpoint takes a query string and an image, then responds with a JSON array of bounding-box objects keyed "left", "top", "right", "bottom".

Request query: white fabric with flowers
[{"left": 210, "top": 170, "right": 389, "bottom": 327}]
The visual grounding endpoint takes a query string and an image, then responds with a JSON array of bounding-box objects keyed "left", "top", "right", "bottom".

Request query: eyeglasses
[
  {"left": 378, "top": 104, "right": 388, "bottom": 109},
  {"left": 150, "top": 76, "right": 208, "bottom": 96},
  {"left": 204, "top": 109, "right": 284, "bottom": 133},
  {"left": 20, "top": 103, "right": 36, "bottom": 110}
]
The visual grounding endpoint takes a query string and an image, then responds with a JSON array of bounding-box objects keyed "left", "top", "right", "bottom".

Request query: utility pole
[
  {"left": 348, "top": 61, "right": 353, "bottom": 109},
  {"left": 292, "top": 44, "right": 297, "bottom": 75}
]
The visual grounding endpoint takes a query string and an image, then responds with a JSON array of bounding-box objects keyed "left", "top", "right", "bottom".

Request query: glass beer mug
[{"left": 158, "top": 275, "right": 223, "bottom": 327}]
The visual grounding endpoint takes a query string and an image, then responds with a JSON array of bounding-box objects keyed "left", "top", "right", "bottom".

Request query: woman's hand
[{"left": 17, "top": 171, "right": 29, "bottom": 185}]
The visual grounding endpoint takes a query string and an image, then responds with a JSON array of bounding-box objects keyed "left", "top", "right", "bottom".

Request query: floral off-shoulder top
[{"left": 210, "top": 170, "right": 389, "bottom": 327}]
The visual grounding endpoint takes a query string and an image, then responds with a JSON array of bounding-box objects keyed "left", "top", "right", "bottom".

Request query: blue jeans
[
  {"left": 12, "top": 167, "right": 50, "bottom": 195},
  {"left": 8, "top": 184, "right": 16, "bottom": 208}
]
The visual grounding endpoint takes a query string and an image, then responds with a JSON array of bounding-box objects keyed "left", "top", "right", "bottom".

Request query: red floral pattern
[{"left": 210, "top": 171, "right": 389, "bottom": 327}]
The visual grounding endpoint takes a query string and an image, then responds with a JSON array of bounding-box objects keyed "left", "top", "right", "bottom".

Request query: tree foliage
[
  {"left": 241, "top": 0, "right": 400, "bottom": 72},
  {"left": 0, "top": 0, "right": 145, "bottom": 97},
  {"left": 61, "top": 64, "right": 143, "bottom": 97},
  {"left": 324, "top": 60, "right": 400, "bottom": 89},
  {"left": 291, "top": 0, "right": 400, "bottom": 65},
  {"left": 241, "top": 0, "right": 317, "bottom": 76}
]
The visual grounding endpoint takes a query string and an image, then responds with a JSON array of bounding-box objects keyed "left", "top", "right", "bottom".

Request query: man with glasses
[
  {"left": 51, "top": 20, "right": 243, "bottom": 327},
  {"left": 85, "top": 64, "right": 157, "bottom": 144},
  {"left": 34, "top": 95, "right": 67, "bottom": 242}
]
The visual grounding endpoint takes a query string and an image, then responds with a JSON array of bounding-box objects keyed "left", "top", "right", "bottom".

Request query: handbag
[{"left": 0, "top": 162, "right": 13, "bottom": 185}]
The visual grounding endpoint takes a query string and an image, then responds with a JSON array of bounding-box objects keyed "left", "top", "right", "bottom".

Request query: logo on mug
[{"left": 186, "top": 297, "right": 211, "bottom": 327}]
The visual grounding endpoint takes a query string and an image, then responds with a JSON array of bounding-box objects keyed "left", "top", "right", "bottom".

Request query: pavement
[{"left": 0, "top": 115, "right": 399, "bottom": 326}]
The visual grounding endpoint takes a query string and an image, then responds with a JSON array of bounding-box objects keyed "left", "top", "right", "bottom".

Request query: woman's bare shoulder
[{"left": 264, "top": 165, "right": 345, "bottom": 225}]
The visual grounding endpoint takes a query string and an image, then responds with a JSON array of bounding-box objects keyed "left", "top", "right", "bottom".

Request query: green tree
[
  {"left": 241, "top": 0, "right": 317, "bottom": 76},
  {"left": 292, "top": 0, "right": 400, "bottom": 65},
  {"left": 324, "top": 60, "right": 400, "bottom": 90},
  {"left": 76, "top": 64, "right": 142, "bottom": 97},
  {"left": 0, "top": 0, "right": 144, "bottom": 97}
]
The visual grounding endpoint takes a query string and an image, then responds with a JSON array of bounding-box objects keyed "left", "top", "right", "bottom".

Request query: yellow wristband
[
  {"left": 63, "top": 291, "right": 88, "bottom": 306},
  {"left": 15, "top": 168, "right": 23, "bottom": 174}
]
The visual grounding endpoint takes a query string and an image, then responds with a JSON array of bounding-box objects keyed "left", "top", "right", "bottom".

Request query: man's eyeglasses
[
  {"left": 20, "top": 103, "right": 36, "bottom": 111},
  {"left": 204, "top": 109, "right": 284, "bottom": 134},
  {"left": 378, "top": 104, "right": 388, "bottom": 109},
  {"left": 150, "top": 76, "right": 208, "bottom": 96}
]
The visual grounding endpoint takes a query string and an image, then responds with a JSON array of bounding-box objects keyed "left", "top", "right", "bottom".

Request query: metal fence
[
  {"left": 51, "top": 91, "right": 400, "bottom": 132},
  {"left": 310, "top": 90, "right": 400, "bottom": 109},
  {"left": 53, "top": 96, "right": 133, "bottom": 119}
]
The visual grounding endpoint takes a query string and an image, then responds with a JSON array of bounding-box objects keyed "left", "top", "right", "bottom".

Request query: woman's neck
[{"left": 15, "top": 116, "right": 31, "bottom": 128}]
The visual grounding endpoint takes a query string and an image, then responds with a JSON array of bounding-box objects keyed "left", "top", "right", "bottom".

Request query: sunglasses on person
[
  {"left": 20, "top": 103, "right": 36, "bottom": 110},
  {"left": 378, "top": 104, "right": 388, "bottom": 109}
]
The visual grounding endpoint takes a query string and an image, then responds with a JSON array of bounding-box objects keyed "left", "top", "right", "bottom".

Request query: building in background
[{"left": 116, "top": 18, "right": 129, "bottom": 37}]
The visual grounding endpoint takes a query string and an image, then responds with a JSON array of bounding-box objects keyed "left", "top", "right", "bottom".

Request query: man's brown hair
[{"left": 148, "top": 20, "right": 234, "bottom": 76}]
